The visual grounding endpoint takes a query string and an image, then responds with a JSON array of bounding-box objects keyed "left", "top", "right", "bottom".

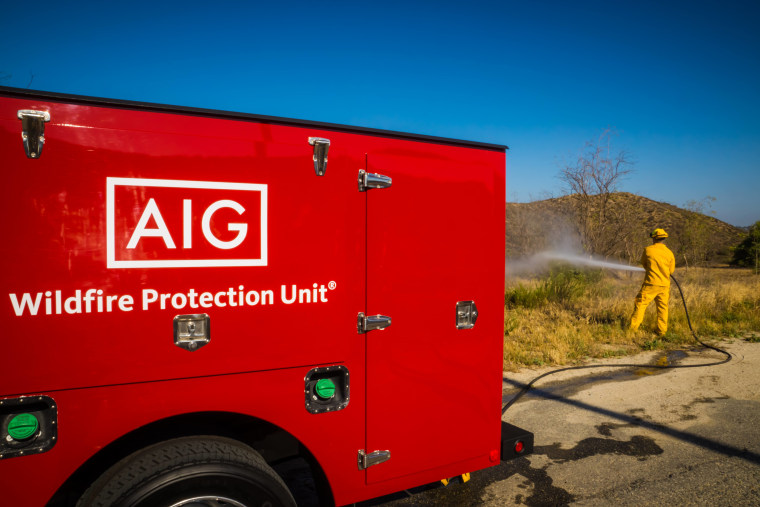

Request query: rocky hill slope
[{"left": 506, "top": 192, "right": 745, "bottom": 265}]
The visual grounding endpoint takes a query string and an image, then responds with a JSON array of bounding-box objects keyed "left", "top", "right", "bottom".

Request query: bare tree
[
  {"left": 559, "top": 129, "right": 635, "bottom": 256},
  {"left": 612, "top": 195, "right": 648, "bottom": 265}
]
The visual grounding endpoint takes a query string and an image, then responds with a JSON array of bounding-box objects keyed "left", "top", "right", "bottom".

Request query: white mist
[
  {"left": 535, "top": 252, "right": 645, "bottom": 272},
  {"left": 506, "top": 250, "right": 645, "bottom": 276}
]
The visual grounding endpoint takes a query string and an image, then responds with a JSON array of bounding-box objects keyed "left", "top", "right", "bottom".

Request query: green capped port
[
  {"left": 7, "top": 413, "right": 39, "bottom": 441},
  {"left": 315, "top": 378, "right": 336, "bottom": 400}
]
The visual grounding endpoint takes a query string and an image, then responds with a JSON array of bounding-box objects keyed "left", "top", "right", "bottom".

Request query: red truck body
[{"left": 0, "top": 87, "right": 527, "bottom": 506}]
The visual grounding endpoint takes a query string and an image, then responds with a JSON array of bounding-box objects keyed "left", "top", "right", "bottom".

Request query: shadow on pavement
[{"left": 503, "top": 378, "right": 760, "bottom": 465}]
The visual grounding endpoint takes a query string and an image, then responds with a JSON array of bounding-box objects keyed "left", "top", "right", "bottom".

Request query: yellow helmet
[{"left": 650, "top": 228, "right": 668, "bottom": 239}]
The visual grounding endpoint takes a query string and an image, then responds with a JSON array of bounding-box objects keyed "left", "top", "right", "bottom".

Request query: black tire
[{"left": 77, "top": 436, "right": 297, "bottom": 507}]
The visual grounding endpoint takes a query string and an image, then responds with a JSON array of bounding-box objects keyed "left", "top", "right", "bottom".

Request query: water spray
[
  {"left": 535, "top": 251, "right": 645, "bottom": 272},
  {"left": 502, "top": 256, "right": 732, "bottom": 415},
  {"left": 506, "top": 250, "right": 645, "bottom": 278}
]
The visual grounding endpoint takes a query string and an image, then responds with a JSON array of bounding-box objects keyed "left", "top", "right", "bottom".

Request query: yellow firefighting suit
[{"left": 630, "top": 242, "right": 676, "bottom": 334}]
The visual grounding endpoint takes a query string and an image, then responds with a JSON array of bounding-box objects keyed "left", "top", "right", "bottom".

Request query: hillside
[{"left": 506, "top": 192, "right": 746, "bottom": 265}]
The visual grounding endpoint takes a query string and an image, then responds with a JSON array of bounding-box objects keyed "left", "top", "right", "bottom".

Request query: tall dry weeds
[{"left": 504, "top": 266, "right": 760, "bottom": 371}]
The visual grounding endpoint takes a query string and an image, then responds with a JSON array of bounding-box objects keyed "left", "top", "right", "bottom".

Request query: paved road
[{"left": 366, "top": 339, "right": 760, "bottom": 506}]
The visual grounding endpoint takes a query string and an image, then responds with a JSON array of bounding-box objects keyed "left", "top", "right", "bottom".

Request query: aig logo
[{"left": 107, "top": 178, "right": 267, "bottom": 268}]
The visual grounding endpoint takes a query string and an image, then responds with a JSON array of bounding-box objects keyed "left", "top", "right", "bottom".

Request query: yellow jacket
[{"left": 641, "top": 243, "right": 676, "bottom": 286}]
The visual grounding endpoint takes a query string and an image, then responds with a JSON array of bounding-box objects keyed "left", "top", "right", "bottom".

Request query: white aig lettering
[{"left": 127, "top": 199, "right": 248, "bottom": 250}]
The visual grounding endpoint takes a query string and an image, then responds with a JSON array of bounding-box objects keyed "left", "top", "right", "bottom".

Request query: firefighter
[{"left": 630, "top": 228, "right": 676, "bottom": 335}]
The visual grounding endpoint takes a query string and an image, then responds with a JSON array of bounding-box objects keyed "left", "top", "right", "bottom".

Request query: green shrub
[
  {"left": 543, "top": 267, "right": 587, "bottom": 303},
  {"left": 505, "top": 284, "right": 548, "bottom": 308},
  {"left": 505, "top": 265, "right": 605, "bottom": 309}
]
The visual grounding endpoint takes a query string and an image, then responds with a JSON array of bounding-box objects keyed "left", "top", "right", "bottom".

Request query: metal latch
[
  {"left": 357, "top": 312, "right": 392, "bottom": 334},
  {"left": 358, "top": 169, "right": 392, "bottom": 192},
  {"left": 17, "top": 110, "right": 51, "bottom": 159},
  {"left": 173, "top": 314, "right": 210, "bottom": 351},
  {"left": 308, "top": 137, "right": 330, "bottom": 176},
  {"left": 358, "top": 449, "right": 391, "bottom": 470},
  {"left": 456, "top": 301, "right": 478, "bottom": 329}
]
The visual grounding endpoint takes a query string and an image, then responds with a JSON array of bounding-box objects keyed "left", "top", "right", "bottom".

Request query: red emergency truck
[{"left": 0, "top": 86, "right": 532, "bottom": 506}]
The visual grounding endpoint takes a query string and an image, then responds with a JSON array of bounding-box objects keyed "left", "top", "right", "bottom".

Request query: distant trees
[
  {"left": 732, "top": 221, "right": 760, "bottom": 274},
  {"left": 506, "top": 204, "right": 551, "bottom": 257},
  {"left": 680, "top": 197, "right": 716, "bottom": 268},
  {"left": 505, "top": 202, "right": 580, "bottom": 259},
  {"left": 559, "top": 129, "right": 635, "bottom": 257}
]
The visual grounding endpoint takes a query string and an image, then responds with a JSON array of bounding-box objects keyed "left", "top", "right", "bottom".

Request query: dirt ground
[{"left": 365, "top": 339, "right": 760, "bottom": 506}]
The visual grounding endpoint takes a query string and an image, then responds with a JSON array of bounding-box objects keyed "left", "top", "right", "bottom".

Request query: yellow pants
[{"left": 630, "top": 283, "right": 670, "bottom": 335}]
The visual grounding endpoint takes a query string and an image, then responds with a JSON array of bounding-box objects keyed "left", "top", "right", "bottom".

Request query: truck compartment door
[{"left": 365, "top": 141, "right": 506, "bottom": 484}]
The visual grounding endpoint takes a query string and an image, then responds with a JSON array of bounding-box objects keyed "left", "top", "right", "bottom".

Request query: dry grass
[{"left": 503, "top": 266, "right": 760, "bottom": 371}]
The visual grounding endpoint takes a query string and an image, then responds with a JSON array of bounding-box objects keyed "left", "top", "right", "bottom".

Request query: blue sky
[{"left": 2, "top": 0, "right": 758, "bottom": 226}]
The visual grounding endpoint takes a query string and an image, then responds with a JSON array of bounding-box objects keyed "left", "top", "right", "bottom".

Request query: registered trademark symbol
[{"left": 328, "top": 281, "right": 337, "bottom": 290}]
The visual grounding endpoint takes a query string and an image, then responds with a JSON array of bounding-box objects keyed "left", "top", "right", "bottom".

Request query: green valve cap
[
  {"left": 315, "top": 379, "right": 336, "bottom": 400},
  {"left": 8, "top": 413, "right": 39, "bottom": 441}
]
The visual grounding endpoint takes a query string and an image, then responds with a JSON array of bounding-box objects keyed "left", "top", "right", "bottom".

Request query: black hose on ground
[{"left": 501, "top": 274, "right": 732, "bottom": 415}]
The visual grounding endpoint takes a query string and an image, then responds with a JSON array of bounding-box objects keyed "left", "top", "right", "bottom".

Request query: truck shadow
[
  {"left": 356, "top": 364, "right": 760, "bottom": 506},
  {"left": 354, "top": 453, "right": 575, "bottom": 506},
  {"left": 358, "top": 432, "right": 664, "bottom": 506},
  {"left": 503, "top": 379, "right": 760, "bottom": 466},
  {"left": 358, "top": 379, "right": 760, "bottom": 506}
]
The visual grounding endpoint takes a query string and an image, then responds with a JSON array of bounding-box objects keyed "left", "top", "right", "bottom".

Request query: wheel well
[{"left": 47, "top": 411, "right": 334, "bottom": 506}]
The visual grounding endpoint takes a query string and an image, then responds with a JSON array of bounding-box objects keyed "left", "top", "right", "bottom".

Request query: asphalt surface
[{"left": 364, "top": 338, "right": 760, "bottom": 506}]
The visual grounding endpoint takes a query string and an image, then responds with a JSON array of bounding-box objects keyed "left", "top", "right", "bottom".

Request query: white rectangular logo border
[{"left": 106, "top": 177, "right": 268, "bottom": 269}]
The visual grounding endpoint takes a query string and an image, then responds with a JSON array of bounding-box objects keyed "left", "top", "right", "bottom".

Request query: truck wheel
[{"left": 77, "top": 436, "right": 297, "bottom": 507}]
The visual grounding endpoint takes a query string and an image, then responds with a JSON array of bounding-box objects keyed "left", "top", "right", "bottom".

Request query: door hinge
[
  {"left": 357, "top": 312, "right": 392, "bottom": 334},
  {"left": 308, "top": 137, "right": 330, "bottom": 176},
  {"left": 17, "top": 110, "right": 51, "bottom": 159},
  {"left": 358, "top": 449, "right": 391, "bottom": 470},
  {"left": 358, "top": 169, "right": 392, "bottom": 192}
]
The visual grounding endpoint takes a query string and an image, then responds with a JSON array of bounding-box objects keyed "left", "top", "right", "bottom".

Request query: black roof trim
[{"left": 0, "top": 86, "right": 507, "bottom": 152}]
